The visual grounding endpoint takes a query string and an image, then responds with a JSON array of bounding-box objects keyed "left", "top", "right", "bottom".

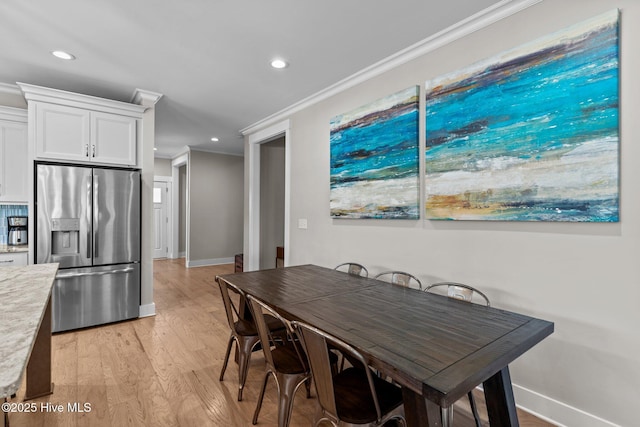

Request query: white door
[{"left": 153, "top": 181, "right": 168, "bottom": 259}]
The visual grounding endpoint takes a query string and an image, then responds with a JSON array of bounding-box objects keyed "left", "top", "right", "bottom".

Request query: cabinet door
[
  {"left": 36, "top": 103, "right": 91, "bottom": 162},
  {"left": 0, "top": 120, "right": 28, "bottom": 202},
  {"left": 0, "top": 252, "right": 28, "bottom": 267},
  {"left": 90, "top": 112, "right": 137, "bottom": 166}
]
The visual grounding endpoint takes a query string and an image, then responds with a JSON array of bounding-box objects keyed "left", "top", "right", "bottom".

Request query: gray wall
[
  {"left": 154, "top": 157, "right": 172, "bottom": 176},
  {"left": 0, "top": 89, "right": 26, "bottom": 108},
  {"left": 188, "top": 150, "right": 243, "bottom": 263},
  {"left": 246, "top": 1, "right": 638, "bottom": 426},
  {"left": 259, "top": 137, "right": 285, "bottom": 269}
]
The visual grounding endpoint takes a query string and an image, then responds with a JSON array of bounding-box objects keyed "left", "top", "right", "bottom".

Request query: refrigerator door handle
[
  {"left": 56, "top": 267, "right": 135, "bottom": 279},
  {"left": 86, "top": 174, "right": 92, "bottom": 260},
  {"left": 93, "top": 173, "right": 99, "bottom": 259}
]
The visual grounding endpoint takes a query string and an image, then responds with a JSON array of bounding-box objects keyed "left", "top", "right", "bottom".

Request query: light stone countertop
[
  {"left": 0, "top": 263, "right": 58, "bottom": 398},
  {"left": 0, "top": 245, "right": 29, "bottom": 254}
]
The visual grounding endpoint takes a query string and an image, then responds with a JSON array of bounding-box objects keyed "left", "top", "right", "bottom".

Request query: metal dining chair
[
  {"left": 374, "top": 271, "right": 423, "bottom": 290},
  {"left": 216, "top": 276, "right": 286, "bottom": 401},
  {"left": 293, "top": 321, "right": 406, "bottom": 427},
  {"left": 246, "top": 294, "right": 312, "bottom": 427},
  {"left": 425, "top": 281, "right": 490, "bottom": 306},
  {"left": 425, "top": 281, "right": 490, "bottom": 427},
  {"left": 334, "top": 262, "right": 369, "bottom": 277}
]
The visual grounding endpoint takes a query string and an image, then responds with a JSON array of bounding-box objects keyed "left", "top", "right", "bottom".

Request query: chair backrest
[
  {"left": 293, "top": 321, "right": 382, "bottom": 424},
  {"left": 425, "top": 282, "right": 490, "bottom": 306},
  {"left": 374, "top": 271, "right": 423, "bottom": 290},
  {"left": 216, "top": 276, "right": 258, "bottom": 329},
  {"left": 216, "top": 276, "right": 244, "bottom": 333},
  {"left": 334, "top": 262, "right": 368, "bottom": 277},
  {"left": 246, "top": 294, "right": 306, "bottom": 371}
]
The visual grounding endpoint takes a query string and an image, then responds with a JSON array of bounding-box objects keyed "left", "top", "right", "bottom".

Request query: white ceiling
[{"left": 0, "top": 0, "right": 504, "bottom": 158}]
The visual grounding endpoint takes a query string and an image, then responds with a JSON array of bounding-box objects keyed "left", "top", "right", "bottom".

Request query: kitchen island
[{"left": 0, "top": 263, "right": 57, "bottom": 427}]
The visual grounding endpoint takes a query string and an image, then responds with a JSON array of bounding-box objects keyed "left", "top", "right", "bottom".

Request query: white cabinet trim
[
  {"left": 18, "top": 83, "right": 147, "bottom": 118},
  {"left": 0, "top": 106, "right": 27, "bottom": 123}
]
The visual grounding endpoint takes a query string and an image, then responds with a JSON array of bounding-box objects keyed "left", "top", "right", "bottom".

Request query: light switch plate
[{"left": 298, "top": 218, "right": 308, "bottom": 229}]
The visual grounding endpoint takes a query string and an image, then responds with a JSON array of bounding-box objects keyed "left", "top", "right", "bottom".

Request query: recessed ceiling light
[
  {"left": 211, "top": 137, "right": 219, "bottom": 142},
  {"left": 51, "top": 50, "right": 76, "bottom": 60},
  {"left": 153, "top": 147, "right": 158, "bottom": 151},
  {"left": 270, "top": 59, "right": 288, "bottom": 69}
]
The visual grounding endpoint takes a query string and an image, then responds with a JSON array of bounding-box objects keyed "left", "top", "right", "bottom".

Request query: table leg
[
  {"left": 483, "top": 366, "right": 519, "bottom": 427},
  {"left": 2, "top": 398, "right": 7, "bottom": 427},
  {"left": 402, "top": 387, "right": 441, "bottom": 427},
  {"left": 24, "top": 296, "right": 54, "bottom": 400}
]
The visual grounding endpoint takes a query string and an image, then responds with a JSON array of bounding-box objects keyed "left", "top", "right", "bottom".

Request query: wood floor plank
[{"left": 6, "top": 259, "right": 555, "bottom": 426}]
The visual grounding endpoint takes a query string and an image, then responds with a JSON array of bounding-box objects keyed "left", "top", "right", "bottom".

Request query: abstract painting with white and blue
[
  {"left": 330, "top": 86, "right": 419, "bottom": 219},
  {"left": 425, "top": 10, "right": 619, "bottom": 222}
]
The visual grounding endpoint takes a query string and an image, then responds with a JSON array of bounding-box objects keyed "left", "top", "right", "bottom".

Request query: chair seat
[
  {"left": 234, "top": 314, "right": 284, "bottom": 336},
  {"left": 272, "top": 342, "right": 308, "bottom": 374},
  {"left": 334, "top": 367, "right": 404, "bottom": 424}
]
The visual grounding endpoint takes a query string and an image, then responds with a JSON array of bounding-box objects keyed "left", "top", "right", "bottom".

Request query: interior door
[{"left": 153, "top": 181, "right": 168, "bottom": 259}]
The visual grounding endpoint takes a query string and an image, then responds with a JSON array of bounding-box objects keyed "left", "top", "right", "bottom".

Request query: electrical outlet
[{"left": 298, "top": 218, "right": 308, "bottom": 229}]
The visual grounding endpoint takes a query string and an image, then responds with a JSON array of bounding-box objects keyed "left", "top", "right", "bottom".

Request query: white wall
[
  {"left": 244, "top": 1, "right": 639, "bottom": 426},
  {"left": 138, "top": 96, "right": 158, "bottom": 314}
]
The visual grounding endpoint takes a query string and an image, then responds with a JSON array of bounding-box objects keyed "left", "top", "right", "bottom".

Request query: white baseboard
[
  {"left": 139, "top": 303, "right": 156, "bottom": 318},
  {"left": 186, "top": 257, "right": 234, "bottom": 268},
  {"left": 513, "top": 383, "right": 621, "bottom": 427}
]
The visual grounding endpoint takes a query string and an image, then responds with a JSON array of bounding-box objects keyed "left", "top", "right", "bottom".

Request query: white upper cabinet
[
  {"left": 19, "top": 83, "right": 145, "bottom": 167},
  {"left": 35, "top": 102, "right": 91, "bottom": 162},
  {"left": 0, "top": 107, "right": 28, "bottom": 203},
  {"left": 90, "top": 111, "right": 137, "bottom": 166}
]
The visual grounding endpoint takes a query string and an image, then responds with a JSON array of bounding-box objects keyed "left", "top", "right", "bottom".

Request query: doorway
[
  {"left": 153, "top": 177, "right": 172, "bottom": 259},
  {"left": 259, "top": 137, "right": 285, "bottom": 269},
  {"left": 170, "top": 153, "right": 189, "bottom": 264},
  {"left": 245, "top": 119, "right": 290, "bottom": 271}
]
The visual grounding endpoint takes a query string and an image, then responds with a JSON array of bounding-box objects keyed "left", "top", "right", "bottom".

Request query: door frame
[
  {"left": 171, "top": 152, "right": 189, "bottom": 263},
  {"left": 152, "top": 176, "right": 172, "bottom": 259},
  {"left": 246, "top": 119, "right": 290, "bottom": 271}
]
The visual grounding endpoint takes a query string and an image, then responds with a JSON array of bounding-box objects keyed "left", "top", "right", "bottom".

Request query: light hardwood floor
[{"left": 9, "top": 259, "right": 554, "bottom": 426}]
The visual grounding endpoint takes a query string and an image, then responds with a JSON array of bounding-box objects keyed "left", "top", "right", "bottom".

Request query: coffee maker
[{"left": 7, "top": 216, "right": 27, "bottom": 246}]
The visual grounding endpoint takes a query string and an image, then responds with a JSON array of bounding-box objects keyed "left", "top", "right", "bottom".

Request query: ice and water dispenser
[{"left": 50, "top": 218, "right": 81, "bottom": 255}]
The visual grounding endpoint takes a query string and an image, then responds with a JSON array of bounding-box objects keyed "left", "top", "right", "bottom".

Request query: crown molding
[
  {"left": 0, "top": 82, "right": 22, "bottom": 96},
  {"left": 0, "top": 105, "right": 27, "bottom": 122},
  {"left": 188, "top": 146, "right": 244, "bottom": 158},
  {"left": 131, "top": 88, "right": 163, "bottom": 107},
  {"left": 241, "top": 0, "right": 542, "bottom": 136},
  {"left": 17, "top": 82, "right": 147, "bottom": 117}
]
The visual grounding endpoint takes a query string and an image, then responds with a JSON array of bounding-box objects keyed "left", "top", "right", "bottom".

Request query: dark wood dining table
[{"left": 217, "top": 264, "right": 553, "bottom": 427}]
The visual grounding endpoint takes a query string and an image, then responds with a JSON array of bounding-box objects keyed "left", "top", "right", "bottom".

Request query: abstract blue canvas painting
[
  {"left": 425, "top": 10, "right": 619, "bottom": 221},
  {"left": 330, "top": 86, "right": 419, "bottom": 219}
]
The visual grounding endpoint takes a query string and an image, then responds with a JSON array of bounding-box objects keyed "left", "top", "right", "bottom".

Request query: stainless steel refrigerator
[{"left": 35, "top": 163, "right": 141, "bottom": 332}]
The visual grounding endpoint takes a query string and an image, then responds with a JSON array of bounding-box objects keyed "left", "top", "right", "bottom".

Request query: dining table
[{"left": 217, "top": 264, "right": 553, "bottom": 427}]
